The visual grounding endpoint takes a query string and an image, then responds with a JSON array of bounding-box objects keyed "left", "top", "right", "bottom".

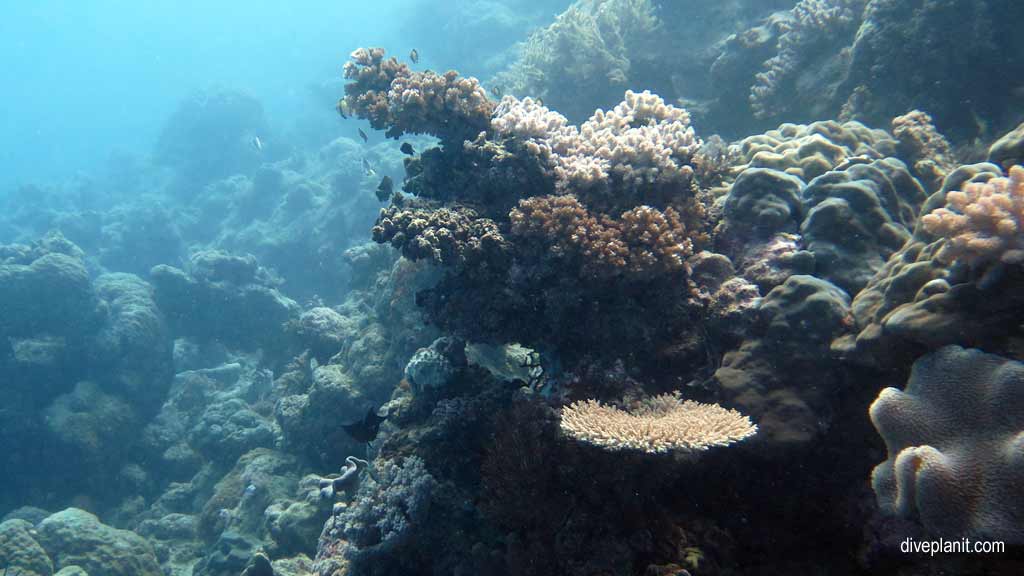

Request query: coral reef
[
  {"left": 560, "top": 393, "right": 757, "bottom": 453},
  {"left": 836, "top": 162, "right": 1023, "bottom": 365},
  {"left": 870, "top": 346, "right": 1024, "bottom": 542}
]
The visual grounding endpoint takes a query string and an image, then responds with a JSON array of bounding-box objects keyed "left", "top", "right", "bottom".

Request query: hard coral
[
  {"left": 560, "top": 393, "right": 757, "bottom": 454},
  {"left": 510, "top": 194, "right": 692, "bottom": 279},
  {"left": 372, "top": 204, "right": 510, "bottom": 269},
  {"left": 493, "top": 90, "right": 700, "bottom": 209},
  {"left": 343, "top": 47, "right": 493, "bottom": 144},
  {"left": 921, "top": 165, "right": 1024, "bottom": 268}
]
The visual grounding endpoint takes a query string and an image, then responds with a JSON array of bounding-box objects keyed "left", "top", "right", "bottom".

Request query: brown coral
[
  {"left": 372, "top": 205, "right": 509, "bottom": 269},
  {"left": 343, "top": 47, "right": 493, "bottom": 143},
  {"left": 510, "top": 194, "right": 693, "bottom": 279},
  {"left": 921, "top": 165, "right": 1024, "bottom": 267},
  {"left": 560, "top": 393, "right": 757, "bottom": 454}
]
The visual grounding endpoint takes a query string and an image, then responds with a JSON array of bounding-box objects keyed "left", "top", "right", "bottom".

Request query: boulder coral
[{"left": 870, "top": 346, "right": 1024, "bottom": 542}]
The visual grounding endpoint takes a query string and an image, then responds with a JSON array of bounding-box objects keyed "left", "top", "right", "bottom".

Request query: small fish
[
  {"left": 243, "top": 484, "right": 257, "bottom": 498},
  {"left": 489, "top": 85, "right": 503, "bottom": 99},
  {"left": 358, "top": 128, "right": 368, "bottom": 143},
  {"left": 376, "top": 175, "right": 394, "bottom": 202},
  {"left": 362, "top": 157, "right": 376, "bottom": 177},
  {"left": 410, "top": 48, "right": 419, "bottom": 64},
  {"left": 341, "top": 406, "right": 387, "bottom": 444},
  {"left": 336, "top": 98, "right": 349, "bottom": 119},
  {"left": 400, "top": 142, "right": 415, "bottom": 156},
  {"left": 250, "top": 136, "right": 263, "bottom": 152}
]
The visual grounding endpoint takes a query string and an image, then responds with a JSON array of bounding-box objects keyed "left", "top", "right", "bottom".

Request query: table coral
[{"left": 560, "top": 393, "right": 757, "bottom": 454}]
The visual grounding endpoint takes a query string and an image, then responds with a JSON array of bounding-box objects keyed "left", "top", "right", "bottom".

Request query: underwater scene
[{"left": 3, "top": 0, "right": 1024, "bottom": 574}]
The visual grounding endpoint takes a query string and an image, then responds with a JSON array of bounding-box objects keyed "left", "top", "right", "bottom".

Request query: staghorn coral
[
  {"left": 920, "top": 165, "right": 1024, "bottom": 268},
  {"left": 343, "top": 47, "right": 493, "bottom": 144},
  {"left": 371, "top": 204, "right": 510, "bottom": 269},
  {"left": 870, "top": 346, "right": 1024, "bottom": 542},
  {"left": 560, "top": 393, "right": 757, "bottom": 454},
  {"left": 510, "top": 194, "right": 692, "bottom": 279}
]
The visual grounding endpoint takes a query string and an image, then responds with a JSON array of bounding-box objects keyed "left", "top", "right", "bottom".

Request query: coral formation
[
  {"left": 870, "top": 346, "right": 1024, "bottom": 542},
  {"left": 342, "top": 47, "right": 492, "bottom": 144},
  {"left": 560, "top": 393, "right": 757, "bottom": 453},
  {"left": 836, "top": 162, "right": 1024, "bottom": 365},
  {"left": 920, "top": 165, "right": 1024, "bottom": 268},
  {"left": 36, "top": 508, "right": 162, "bottom": 576}
]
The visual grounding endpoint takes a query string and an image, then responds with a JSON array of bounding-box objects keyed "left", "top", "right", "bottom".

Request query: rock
[
  {"left": 36, "top": 508, "right": 161, "bottom": 576},
  {"left": 0, "top": 518, "right": 54, "bottom": 576}
]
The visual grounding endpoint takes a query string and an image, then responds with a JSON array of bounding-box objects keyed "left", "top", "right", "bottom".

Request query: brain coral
[{"left": 870, "top": 345, "right": 1024, "bottom": 542}]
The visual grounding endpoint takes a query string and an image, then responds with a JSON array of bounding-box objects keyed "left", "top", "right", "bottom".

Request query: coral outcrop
[
  {"left": 836, "top": 162, "right": 1023, "bottom": 365},
  {"left": 342, "top": 47, "right": 492, "bottom": 144},
  {"left": 36, "top": 508, "right": 162, "bottom": 576},
  {"left": 870, "top": 346, "right": 1024, "bottom": 542}
]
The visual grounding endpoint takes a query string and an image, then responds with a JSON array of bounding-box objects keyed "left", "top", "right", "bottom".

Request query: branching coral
[
  {"left": 920, "top": 165, "right": 1024, "bottom": 267},
  {"left": 493, "top": 90, "right": 700, "bottom": 209},
  {"left": 560, "top": 393, "right": 757, "bottom": 454},
  {"left": 510, "top": 194, "right": 692, "bottom": 279},
  {"left": 343, "top": 47, "right": 493, "bottom": 143},
  {"left": 371, "top": 204, "right": 510, "bottom": 269},
  {"left": 750, "top": 0, "right": 865, "bottom": 119}
]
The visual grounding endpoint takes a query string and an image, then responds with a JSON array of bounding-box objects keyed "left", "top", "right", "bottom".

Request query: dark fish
[
  {"left": 400, "top": 142, "right": 415, "bottom": 156},
  {"left": 358, "top": 127, "right": 368, "bottom": 143},
  {"left": 341, "top": 406, "right": 387, "bottom": 444},
  {"left": 336, "top": 98, "right": 349, "bottom": 119},
  {"left": 410, "top": 48, "right": 419, "bottom": 64},
  {"left": 489, "top": 85, "right": 503, "bottom": 99},
  {"left": 376, "top": 175, "right": 394, "bottom": 202}
]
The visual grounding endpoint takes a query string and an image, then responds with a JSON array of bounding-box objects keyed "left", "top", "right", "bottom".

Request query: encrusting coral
[
  {"left": 560, "top": 393, "right": 757, "bottom": 454},
  {"left": 920, "top": 165, "right": 1024, "bottom": 268}
]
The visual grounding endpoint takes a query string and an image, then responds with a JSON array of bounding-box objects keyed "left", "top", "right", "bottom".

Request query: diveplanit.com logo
[{"left": 901, "top": 537, "right": 1005, "bottom": 556}]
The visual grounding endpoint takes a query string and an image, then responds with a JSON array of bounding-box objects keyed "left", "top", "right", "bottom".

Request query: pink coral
[{"left": 920, "top": 165, "right": 1024, "bottom": 267}]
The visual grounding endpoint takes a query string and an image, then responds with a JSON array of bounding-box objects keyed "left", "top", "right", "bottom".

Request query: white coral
[{"left": 561, "top": 393, "right": 757, "bottom": 454}]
